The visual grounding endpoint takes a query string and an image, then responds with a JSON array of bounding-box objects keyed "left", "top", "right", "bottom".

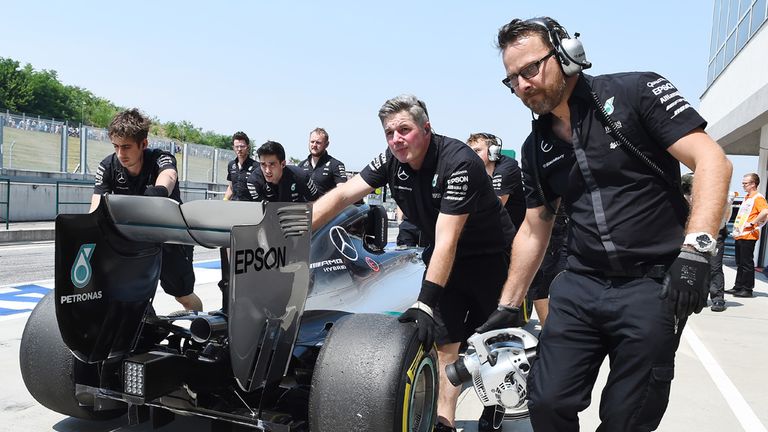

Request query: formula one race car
[{"left": 19, "top": 195, "right": 436, "bottom": 431}]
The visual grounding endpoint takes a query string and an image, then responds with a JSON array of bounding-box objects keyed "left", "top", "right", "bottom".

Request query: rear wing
[{"left": 56, "top": 196, "right": 311, "bottom": 391}]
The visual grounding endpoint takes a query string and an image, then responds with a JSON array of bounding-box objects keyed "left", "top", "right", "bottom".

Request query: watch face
[{"left": 696, "top": 234, "right": 713, "bottom": 248}]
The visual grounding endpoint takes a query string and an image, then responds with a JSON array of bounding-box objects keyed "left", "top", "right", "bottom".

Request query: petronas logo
[
  {"left": 604, "top": 97, "right": 615, "bottom": 115},
  {"left": 71, "top": 244, "right": 96, "bottom": 289}
]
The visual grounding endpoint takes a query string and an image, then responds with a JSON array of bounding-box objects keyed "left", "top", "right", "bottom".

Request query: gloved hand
[
  {"left": 144, "top": 185, "right": 169, "bottom": 197},
  {"left": 476, "top": 305, "right": 524, "bottom": 333},
  {"left": 399, "top": 280, "right": 442, "bottom": 350},
  {"left": 659, "top": 248, "right": 711, "bottom": 317}
]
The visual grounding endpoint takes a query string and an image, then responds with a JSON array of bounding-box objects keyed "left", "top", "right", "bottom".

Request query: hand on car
[
  {"left": 659, "top": 248, "right": 710, "bottom": 317},
  {"left": 476, "top": 305, "right": 524, "bottom": 333}
]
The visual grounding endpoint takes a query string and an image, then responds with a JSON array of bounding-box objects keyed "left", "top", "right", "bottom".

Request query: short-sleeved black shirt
[
  {"left": 226, "top": 156, "right": 256, "bottom": 201},
  {"left": 360, "top": 133, "right": 515, "bottom": 259},
  {"left": 94, "top": 148, "right": 182, "bottom": 203},
  {"left": 520, "top": 72, "right": 706, "bottom": 273},
  {"left": 492, "top": 155, "right": 526, "bottom": 230},
  {"left": 298, "top": 152, "right": 347, "bottom": 196},
  {"left": 247, "top": 165, "right": 319, "bottom": 202}
]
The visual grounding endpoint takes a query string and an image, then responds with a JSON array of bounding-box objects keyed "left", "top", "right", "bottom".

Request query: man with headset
[
  {"left": 312, "top": 95, "right": 516, "bottom": 431},
  {"left": 475, "top": 17, "right": 732, "bottom": 431},
  {"left": 466, "top": 133, "right": 526, "bottom": 230}
]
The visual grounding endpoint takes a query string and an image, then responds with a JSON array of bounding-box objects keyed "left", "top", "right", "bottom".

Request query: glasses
[{"left": 502, "top": 50, "right": 556, "bottom": 90}]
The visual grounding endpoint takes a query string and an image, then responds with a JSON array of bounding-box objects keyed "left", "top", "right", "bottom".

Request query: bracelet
[{"left": 409, "top": 301, "right": 434, "bottom": 318}]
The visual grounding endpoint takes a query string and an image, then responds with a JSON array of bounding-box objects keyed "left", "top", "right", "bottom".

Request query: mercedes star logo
[
  {"left": 329, "top": 226, "right": 358, "bottom": 261},
  {"left": 540, "top": 139, "right": 553, "bottom": 153},
  {"left": 397, "top": 167, "right": 410, "bottom": 181},
  {"left": 116, "top": 171, "right": 127, "bottom": 184}
]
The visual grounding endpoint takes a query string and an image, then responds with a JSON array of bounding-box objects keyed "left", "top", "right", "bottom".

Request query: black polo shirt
[
  {"left": 492, "top": 155, "right": 526, "bottom": 230},
  {"left": 94, "top": 148, "right": 182, "bottom": 203},
  {"left": 298, "top": 152, "right": 347, "bottom": 196},
  {"left": 521, "top": 72, "right": 705, "bottom": 274},
  {"left": 360, "top": 133, "right": 515, "bottom": 260},
  {"left": 226, "top": 156, "right": 256, "bottom": 201},
  {"left": 247, "top": 165, "right": 319, "bottom": 202}
]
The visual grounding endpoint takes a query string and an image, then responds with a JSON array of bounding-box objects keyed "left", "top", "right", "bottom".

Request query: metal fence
[{"left": 0, "top": 111, "right": 234, "bottom": 183}]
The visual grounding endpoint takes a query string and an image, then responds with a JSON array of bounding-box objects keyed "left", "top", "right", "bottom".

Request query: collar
[{"left": 309, "top": 151, "right": 330, "bottom": 168}]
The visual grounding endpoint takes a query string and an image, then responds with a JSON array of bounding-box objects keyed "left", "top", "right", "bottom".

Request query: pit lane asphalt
[{"left": 1, "top": 242, "right": 766, "bottom": 431}]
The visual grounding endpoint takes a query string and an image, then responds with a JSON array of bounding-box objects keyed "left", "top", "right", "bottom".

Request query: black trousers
[
  {"left": 734, "top": 239, "right": 757, "bottom": 291},
  {"left": 528, "top": 271, "right": 685, "bottom": 432},
  {"left": 709, "top": 226, "right": 727, "bottom": 300}
]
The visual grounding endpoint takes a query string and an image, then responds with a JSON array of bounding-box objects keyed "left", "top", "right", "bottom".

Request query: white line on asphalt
[
  {"left": 0, "top": 242, "right": 54, "bottom": 252},
  {"left": 684, "top": 326, "right": 767, "bottom": 432}
]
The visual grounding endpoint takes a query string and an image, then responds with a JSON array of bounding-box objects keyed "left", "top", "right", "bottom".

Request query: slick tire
[
  {"left": 19, "top": 291, "right": 123, "bottom": 420},
  {"left": 309, "top": 313, "right": 438, "bottom": 432}
]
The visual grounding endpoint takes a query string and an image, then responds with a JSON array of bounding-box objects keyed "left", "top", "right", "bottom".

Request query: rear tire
[
  {"left": 20, "top": 291, "right": 123, "bottom": 420},
  {"left": 309, "top": 313, "right": 438, "bottom": 432}
]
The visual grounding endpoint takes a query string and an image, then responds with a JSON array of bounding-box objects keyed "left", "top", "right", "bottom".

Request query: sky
[{"left": 1, "top": 0, "right": 755, "bottom": 193}]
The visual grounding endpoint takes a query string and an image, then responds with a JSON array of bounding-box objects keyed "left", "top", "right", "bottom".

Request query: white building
[{"left": 699, "top": 0, "right": 768, "bottom": 264}]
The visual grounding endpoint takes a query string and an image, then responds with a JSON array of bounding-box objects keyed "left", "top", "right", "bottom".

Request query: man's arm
[
  {"left": 498, "top": 202, "right": 558, "bottom": 307},
  {"left": 311, "top": 175, "right": 374, "bottom": 230},
  {"left": 155, "top": 169, "right": 178, "bottom": 196},
  {"left": 224, "top": 182, "right": 234, "bottom": 200},
  {"left": 667, "top": 129, "right": 733, "bottom": 236},
  {"left": 423, "top": 213, "right": 469, "bottom": 286},
  {"left": 89, "top": 194, "right": 101, "bottom": 213}
]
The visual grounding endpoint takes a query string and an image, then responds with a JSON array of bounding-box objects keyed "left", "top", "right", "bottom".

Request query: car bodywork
[{"left": 46, "top": 195, "right": 425, "bottom": 431}]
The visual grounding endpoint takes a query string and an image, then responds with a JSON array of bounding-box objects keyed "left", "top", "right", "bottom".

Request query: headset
[
  {"left": 486, "top": 134, "right": 503, "bottom": 162},
  {"left": 524, "top": 18, "right": 591, "bottom": 77}
]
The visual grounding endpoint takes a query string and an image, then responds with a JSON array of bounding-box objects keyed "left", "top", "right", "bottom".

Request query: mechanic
[
  {"left": 90, "top": 108, "right": 203, "bottom": 312},
  {"left": 223, "top": 131, "right": 256, "bottom": 201},
  {"left": 467, "top": 133, "right": 526, "bottom": 230},
  {"left": 247, "top": 140, "right": 319, "bottom": 202},
  {"left": 297, "top": 127, "right": 347, "bottom": 197},
  {"left": 474, "top": 17, "right": 732, "bottom": 431},
  {"left": 219, "top": 131, "right": 256, "bottom": 313},
  {"left": 311, "top": 94, "right": 516, "bottom": 432}
]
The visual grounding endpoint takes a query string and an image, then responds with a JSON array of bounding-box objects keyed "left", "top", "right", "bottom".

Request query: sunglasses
[{"left": 502, "top": 50, "right": 556, "bottom": 90}]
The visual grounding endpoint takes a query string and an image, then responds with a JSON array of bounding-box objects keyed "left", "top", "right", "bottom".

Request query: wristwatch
[{"left": 683, "top": 232, "right": 717, "bottom": 256}]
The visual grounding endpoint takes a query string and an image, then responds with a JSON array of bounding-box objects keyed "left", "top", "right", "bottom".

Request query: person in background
[
  {"left": 727, "top": 172, "right": 768, "bottom": 298},
  {"left": 298, "top": 128, "right": 347, "bottom": 197},
  {"left": 466, "top": 133, "right": 526, "bottom": 230},
  {"left": 248, "top": 141, "right": 319, "bottom": 202}
]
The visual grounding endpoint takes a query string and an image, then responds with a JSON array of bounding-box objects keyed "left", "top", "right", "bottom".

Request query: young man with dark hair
[
  {"left": 311, "top": 95, "right": 516, "bottom": 431},
  {"left": 483, "top": 16, "right": 732, "bottom": 431},
  {"left": 90, "top": 108, "right": 203, "bottom": 312},
  {"left": 247, "top": 141, "right": 319, "bottom": 202},
  {"left": 224, "top": 131, "right": 255, "bottom": 202},
  {"left": 298, "top": 127, "right": 347, "bottom": 197}
]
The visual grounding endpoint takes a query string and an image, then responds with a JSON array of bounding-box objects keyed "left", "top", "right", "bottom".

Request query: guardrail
[
  {"left": 55, "top": 179, "right": 94, "bottom": 215},
  {"left": 1, "top": 178, "right": 9, "bottom": 230}
]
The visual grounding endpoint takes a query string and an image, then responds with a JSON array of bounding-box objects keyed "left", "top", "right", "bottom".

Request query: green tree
[{"left": 0, "top": 57, "right": 33, "bottom": 111}]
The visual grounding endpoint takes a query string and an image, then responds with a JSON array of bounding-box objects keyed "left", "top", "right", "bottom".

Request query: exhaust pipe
[{"left": 190, "top": 314, "right": 228, "bottom": 343}]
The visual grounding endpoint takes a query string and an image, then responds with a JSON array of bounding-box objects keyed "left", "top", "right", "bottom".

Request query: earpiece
[
  {"left": 483, "top": 134, "right": 502, "bottom": 162},
  {"left": 525, "top": 18, "right": 591, "bottom": 77}
]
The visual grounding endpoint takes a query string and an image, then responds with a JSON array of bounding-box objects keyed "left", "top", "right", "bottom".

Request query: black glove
[
  {"left": 659, "top": 249, "right": 711, "bottom": 317},
  {"left": 399, "top": 280, "right": 442, "bottom": 349},
  {"left": 476, "top": 305, "right": 524, "bottom": 333},
  {"left": 144, "top": 185, "right": 169, "bottom": 197}
]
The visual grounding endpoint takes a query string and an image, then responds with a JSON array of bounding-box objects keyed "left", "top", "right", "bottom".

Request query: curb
[{"left": 0, "top": 229, "right": 55, "bottom": 244}]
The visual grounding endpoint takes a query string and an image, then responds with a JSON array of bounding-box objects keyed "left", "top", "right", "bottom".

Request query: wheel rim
[{"left": 407, "top": 355, "right": 437, "bottom": 432}]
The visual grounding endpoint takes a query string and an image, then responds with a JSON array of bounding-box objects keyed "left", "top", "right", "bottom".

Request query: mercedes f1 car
[{"left": 19, "top": 195, "right": 437, "bottom": 431}]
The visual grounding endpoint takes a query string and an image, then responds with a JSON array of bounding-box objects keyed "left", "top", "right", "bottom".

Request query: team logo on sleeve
[
  {"left": 338, "top": 163, "right": 346, "bottom": 177},
  {"left": 603, "top": 97, "right": 615, "bottom": 115},
  {"left": 156, "top": 154, "right": 175, "bottom": 168},
  {"left": 444, "top": 171, "right": 469, "bottom": 202},
  {"left": 368, "top": 152, "right": 386, "bottom": 171}
]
